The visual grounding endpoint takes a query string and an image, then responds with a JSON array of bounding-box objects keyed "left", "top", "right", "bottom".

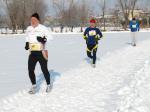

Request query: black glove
[
  {"left": 25, "top": 42, "right": 29, "bottom": 50},
  {"left": 37, "top": 36, "right": 47, "bottom": 44}
]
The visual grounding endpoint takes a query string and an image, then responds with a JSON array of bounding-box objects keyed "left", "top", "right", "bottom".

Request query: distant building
[
  {"left": 119, "top": 9, "right": 149, "bottom": 20},
  {"left": 95, "top": 15, "right": 121, "bottom": 27}
]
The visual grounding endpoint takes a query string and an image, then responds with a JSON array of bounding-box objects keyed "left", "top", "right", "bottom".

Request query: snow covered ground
[
  {"left": 0, "top": 32, "right": 150, "bottom": 112},
  {"left": 0, "top": 27, "right": 150, "bottom": 34}
]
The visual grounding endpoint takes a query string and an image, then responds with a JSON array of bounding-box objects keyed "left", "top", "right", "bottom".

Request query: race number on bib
[
  {"left": 89, "top": 30, "right": 96, "bottom": 36},
  {"left": 30, "top": 43, "right": 42, "bottom": 51},
  {"left": 132, "top": 24, "right": 137, "bottom": 28}
]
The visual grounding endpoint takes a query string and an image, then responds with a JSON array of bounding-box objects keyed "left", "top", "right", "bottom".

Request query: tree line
[
  {"left": 0, "top": 0, "right": 47, "bottom": 33},
  {"left": 0, "top": 0, "right": 149, "bottom": 33}
]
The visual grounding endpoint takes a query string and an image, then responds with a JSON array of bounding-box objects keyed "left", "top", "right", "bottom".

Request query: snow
[
  {"left": 0, "top": 32, "right": 150, "bottom": 112},
  {"left": 0, "top": 27, "right": 150, "bottom": 34},
  {"left": 116, "top": 61, "right": 150, "bottom": 112}
]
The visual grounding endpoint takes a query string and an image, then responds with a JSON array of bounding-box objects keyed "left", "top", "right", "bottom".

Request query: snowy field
[{"left": 0, "top": 32, "right": 150, "bottom": 112}]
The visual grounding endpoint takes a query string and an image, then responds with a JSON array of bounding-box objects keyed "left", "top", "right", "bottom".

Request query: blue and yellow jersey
[{"left": 83, "top": 27, "right": 103, "bottom": 45}]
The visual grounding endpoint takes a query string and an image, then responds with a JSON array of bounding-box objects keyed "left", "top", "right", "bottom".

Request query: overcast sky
[
  {"left": 45, "top": 0, "right": 150, "bottom": 16},
  {"left": 45, "top": 0, "right": 118, "bottom": 16},
  {"left": 0, "top": 0, "right": 149, "bottom": 16}
]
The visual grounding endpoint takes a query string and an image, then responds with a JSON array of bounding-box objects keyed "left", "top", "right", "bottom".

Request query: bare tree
[
  {"left": 31, "top": 0, "right": 47, "bottom": 22},
  {"left": 102, "top": 0, "right": 106, "bottom": 31},
  {"left": 19, "top": 0, "right": 47, "bottom": 33},
  {"left": 96, "top": 0, "right": 106, "bottom": 31},
  {"left": 118, "top": 0, "right": 139, "bottom": 30},
  {"left": 16, "top": 0, "right": 27, "bottom": 33},
  {"left": 52, "top": 0, "right": 66, "bottom": 25},
  {"left": 3, "top": 0, "right": 20, "bottom": 33},
  {"left": 78, "top": 0, "right": 89, "bottom": 32},
  {"left": 131, "top": 0, "right": 138, "bottom": 18},
  {"left": 0, "top": 1, "right": 2, "bottom": 28},
  {"left": 52, "top": 0, "right": 65, "bottom": 14},
  {"left": 52, "top": 0, "right": 90, "bottom": 32},
  {"left": 2, "top": 0, "right": 47, "bottom": 33},
  {"left": 141, "top": 0, "right": 150, "bottom": 27}
]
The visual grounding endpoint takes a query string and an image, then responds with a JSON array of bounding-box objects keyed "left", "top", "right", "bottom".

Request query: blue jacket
[
  {"left": 83, "top": 27, "right": 103, "bottom": 45},
  {"left": 129, "top": 20, "right": 140, "bottom": 32}
]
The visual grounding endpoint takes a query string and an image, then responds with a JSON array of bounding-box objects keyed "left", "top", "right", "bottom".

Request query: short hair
[
  {"left": 31, "top": 13, "right": 40, "bottom": 21},
  {"left": 132, "top": 18, "right": 136, "bottom": 21}
]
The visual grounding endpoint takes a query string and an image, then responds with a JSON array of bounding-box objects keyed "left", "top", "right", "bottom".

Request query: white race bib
[
  {"left": 132, "top": 24, "right": 137, "bottom": 28},
  {"left": 89, "top": 30, "right": 96, "bottom": 36}
]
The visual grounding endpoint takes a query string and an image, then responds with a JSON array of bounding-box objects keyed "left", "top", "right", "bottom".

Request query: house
[
  {"left": 94, "top": 15, "right": 121, "bottom": 27},
  {"left": 118, "top": 9, "right": 149, "bottom": 20}
]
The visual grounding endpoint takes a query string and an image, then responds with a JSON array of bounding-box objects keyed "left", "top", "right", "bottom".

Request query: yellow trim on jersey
[
  {"left": 87, "top": 44, "right": 98, "bottom": 52},
  {"left": 87, "top": 48, "right": 92, "bottom": 52},
  {"left": 93, "top": 44, "right": 98, "bottom": 49}
]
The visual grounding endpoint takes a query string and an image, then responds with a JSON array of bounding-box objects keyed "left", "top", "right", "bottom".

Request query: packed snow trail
[
  {"left": 1, "top": 39, "right": 150, "bottom": 112},
  {"left": 116, "top": 60, "right": 150, "bottom": 112},
  {"left": 0, "top": 32, "right": 150, "bottom": 98}
]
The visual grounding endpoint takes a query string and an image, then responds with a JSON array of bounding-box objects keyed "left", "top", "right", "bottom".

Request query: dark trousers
[
  {"left": 87, "top": 44, "right": 98, "bottom": 64},
  {"left": 28, "top": 51, "right": 50, "bottom": 85}
]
